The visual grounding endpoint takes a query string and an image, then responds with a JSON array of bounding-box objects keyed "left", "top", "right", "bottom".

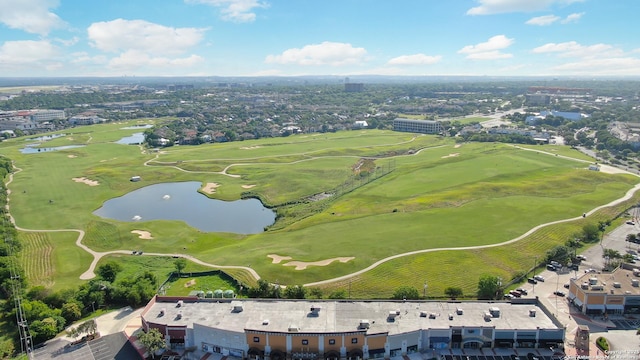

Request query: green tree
[
  {"left": 328, "top": 289, "right": 347, "bottom": 299},
  {"left": 391, "top": 286, "right": 420, "bottom": 300},
  {"left": 308, "top": 287, "right": 323, "bottom": 299},
  {"left": 582, "top": 223, "right": 600, "bottom": 242},
  {"left": 96, "top": 261, "right": 123, "bottom": 283},
  {"left": 61, "top": 301, "right": 82, "bottom": 323},
  {"left": 477, "top": 274, "right": 501, "bottom": 300},
  {"left": 138, "top": 328, "right": 166, "bottom": 359},
  {"left": 444, "top": 287, "right": 463, "bottom": 299},
  {"left": 284, "top": 285, "right": 307, "bottom": 299},
  {"left": 546, "top": 245, "right": 571, "bottom": 265},
  {"left": 174, "top": 258, "right": 187, "bottom": 277}
]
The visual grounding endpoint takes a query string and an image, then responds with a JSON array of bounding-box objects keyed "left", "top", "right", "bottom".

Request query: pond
[
  {"left": 20, "top": 145, "right": 85, "bottom": 154},
  {"left": 93, "top": 181, "right": 276, "bottom": 234},
  {"left": 116, "top": 132, "right": 145, "bottom": 145},
  {"left": 120, "top": 124, "right": 153, "bottom": 130}
]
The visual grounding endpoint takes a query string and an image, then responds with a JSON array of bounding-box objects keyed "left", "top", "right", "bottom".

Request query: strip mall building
[{"left": 141, "top": 296, "right": 565, "bottom": 360}]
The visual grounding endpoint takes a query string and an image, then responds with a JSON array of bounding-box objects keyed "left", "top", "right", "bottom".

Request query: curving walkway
[{"left": 5, "top": 144, "right": 640, "bottom": 286}]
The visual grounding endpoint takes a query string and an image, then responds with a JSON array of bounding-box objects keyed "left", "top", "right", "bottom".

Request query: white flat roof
[{"left": 144, "top": 298, "right": 560, "bottom": 335}]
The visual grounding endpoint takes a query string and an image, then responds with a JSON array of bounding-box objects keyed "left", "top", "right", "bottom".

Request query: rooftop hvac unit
[
  {"left": 359, "top": 320, "right": 370, "bottom": 329},
  {"left": 288, "top": 326, "right": 300, "bottom": 332},
  {"left": 456, "top": 308, "right": 463, "bottom": 315},
  {"left": 581, "top": 282, "right": 589, "bottom": 289},
  {"left": 232, "top": 304, "right": 244, "bottom": 313},
  {"left": 429, "top": 313, "right": 437, "bottom": 319},
  {"left": 589, "top": 278, "right": 598, "bottom": 285},
  {"left": 489, "top": 307, "right": 500, "bottom": 317},
  {"left": 262, "top": 319, "right": 270, "bottom": 325},
  {"left": 310, "top": 305, "right": 321, "bottom": 314},
  {"left": 177, "top": 300, "right": 183, "bottom": 308},
  {"left": 484, "top": 312, "right": 492, "bottom": 320},
  {"left": 176, "top": 311, "right": 182, "bottom": 320},
  {"left": 159, "top": 308, "right": 165, "bottom": 317},
  {"left": 388, "top": 311, "right": 398, "bottom": 319},
  {"left": 420, "top": 311, "right": 428, "bottom": 317},
  {"left": 613, "top": 282, "right": 621, "bottom": 288},
  {"left": 632, "top": 279, "right": 640, "bottom": 287},
  {"left": 591, "top": 285, "right": 604, "bottom": 291},
  {"left": 529, "top": 309, "right": 536, "bottom": 317}
]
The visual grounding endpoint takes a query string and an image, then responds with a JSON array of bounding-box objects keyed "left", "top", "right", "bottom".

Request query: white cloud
[
  {"left": 552, "top": 57, "right": 640, "bottom": 75},
  {"left": 561, "top": 12, "right": 585, "bottom": 23},
  {"left": 467, "top": 0, "right": 584, "bottom": 15},
  {"left": 0, "top": 40, "right": 59, "bottom": 68},
  {"left": 387, "top": 54, "right": 442, "bottom": 65},
  {"left": 525, "top": 15, "right": 560, "bottom": 26},
  {"left": 0, "top": 0, "right": 65, "bottom": 35},
  {"left": 265, "top": 41, "right": 368, "bottom": 66},
  {"left": 88, "top": 19, "right": 206, "bottom": 55},
  {"left": 185, "top": 0, "right": 268, "bottom": 22},
  {"left": 108, "top": 50, "right": 204, "bottom": 71},
  {"left": 458, "top": 35, "right": 514, "bottom": 60},
  {"left": 532, "top": 41, "right": 621, "bottom": 58}
]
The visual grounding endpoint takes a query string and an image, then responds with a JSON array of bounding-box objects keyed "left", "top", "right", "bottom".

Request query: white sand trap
[
  {"left": 240, "top": 146, "right": 262, "bottom": 150},
  {"left": 67, "top": 155, "right": 77, "bottom": 158},
  {"left": 441, "top": 153, "right": 460, "bottom": 159},
  {"left": 202, "top": 182, "right": 220, "bottom": 194},
  {"left": 72, "top": 177, "right": 99, "bottom": 186},
  {"left": 597, "top": 164, "right": 629, "bottom": 174},
  {"left": 242, "top": 184, "right": 256, "bottom": 189},
  {"left": 454, "top": 144, "right": 462, "bottom": 148},
  {"left": 268, "top": 254, "right": 292, "bottom": 264},
  {"left": 131, "top": 230, "right": 153, "bottom": 239},
  {"left": 283, "top": 257, "right": 355, "bottom": 270}
]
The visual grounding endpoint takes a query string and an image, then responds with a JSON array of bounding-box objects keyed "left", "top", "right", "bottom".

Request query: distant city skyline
[{"left": 0, "top": 0, "right": 639, "bottom": 77}]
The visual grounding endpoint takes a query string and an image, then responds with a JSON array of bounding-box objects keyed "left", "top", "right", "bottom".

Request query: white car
[
  {"left": 534, "top": 275, "right": 545, "bottom": 282},
  {"left": 585, "top": 268, "right": 597, "bottom": 273},
  {"left": 576, "top": 255, "right": 587, "bottom": 261}
]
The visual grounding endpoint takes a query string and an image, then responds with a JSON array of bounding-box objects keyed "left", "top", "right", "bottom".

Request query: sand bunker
[
  {"left": 282, "top": 257, "right": 355, "bottom": 270},
  {"left": 240, "top": 146, "right": 262, "bottom": 150},
  {"left": 72, "top": 177, "right": 99, "bottom": 186},
  {"left": 131, "top": 230, "right": 153, "bottom": 239},
  {"left": 202, "top": 182, "right": 220, "bottom": 194},
  {"left": 268, "top": 254, "right": 293, "bottom": 264},
  {"left": 441, "top": 153, "right": 460, "bottom": 159},
  {"left": 67, "top": 155, "right": 77, "bottom": 158},
  {"left": 242, "top": 184, "right": 256, "bottom": 189}
]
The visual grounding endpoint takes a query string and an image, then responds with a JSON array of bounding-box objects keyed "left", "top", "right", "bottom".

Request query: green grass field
[{"left": 2, "top": 119, "right": 638, "bottom": 297}]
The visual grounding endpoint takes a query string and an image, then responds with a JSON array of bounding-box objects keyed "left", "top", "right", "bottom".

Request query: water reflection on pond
[{"left": 93, "top": 181, "right": 275, "bottom": 234}]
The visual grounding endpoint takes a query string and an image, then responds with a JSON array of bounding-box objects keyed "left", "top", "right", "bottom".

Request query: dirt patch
[
  {"left": 268, "top": 254, "right": 292, "bottom": 264},
  {"left": 242, "top": 184, "right": 256, "bottom": 189},
  {"left": 282, "top": 257, "right": 355, "bottom": 270},
  {"left": 597, "top": 165, "right": 629, "bottom": 174},
  {"left": 184, "top": 279, "right": 196, "bottom": 288},
  {"left": 67, "top": 155, "right": 77, "bottom": 158},
  {"left": 202, "top": 182, "right": 220, "bottom": 194},
  {"left": 131, "top": 230, "right": 153, "bottom": 239},
  {"left": 240, "top": 146, "right": 262, "bottom": 150},
  {"left": 454, "top": 144, "right": 462, "bottom": 148},
  {"left": 72, "top": 177, "right": 99, "bottom": 186},
  {"left": 441, "top": 153, "right": 460, "bottom": 159}
]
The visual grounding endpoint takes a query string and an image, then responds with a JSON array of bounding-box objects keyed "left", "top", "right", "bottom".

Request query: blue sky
[{"left": 0, "top": 0, "right": 638, "bottom": 77}]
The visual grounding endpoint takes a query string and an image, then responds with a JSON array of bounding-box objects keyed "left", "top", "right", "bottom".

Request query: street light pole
[{"left": 423, "top": 281, "right": 428, "bottom": 299}]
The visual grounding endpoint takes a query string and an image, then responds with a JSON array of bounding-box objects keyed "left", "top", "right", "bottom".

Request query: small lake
[
  {"left": 93, "top": 181, "right": 276, "bottom": 234},
  {"left": 116, "top": 132, "right": 145, "bottom": 145},
  {"left": 120, "top": 124, "right": 153, "bottom": 130},
  {"left": 20, "top": 145, "right": 85, "bottom": 154}
]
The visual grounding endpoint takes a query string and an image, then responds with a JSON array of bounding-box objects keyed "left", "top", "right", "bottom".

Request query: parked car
[
  {"left": 585, "top": 268, "right": 597, "bottom": 273},
  {"left": 547, "top": 264, "right": 557, "bottom": 271},
  {"left": 563, "top": 283, "right": 570, "bottom": 289},
  {"left": 527, "top": 278, "right": 538, "bottom": 284},
  {"left": 534, "top": 275, "right": 545, "bottom": 282},
  {"left": 504, "top": 293, "right": 514, "bottom": 300},
  {"left": 509, "top": 290, "right": 522, "bottom": 298},
  {"left": 553, "top": 291, "right": 566, "bottom": 297},
  {"left": 576, "top": 254, "right": 587, "bottom": 261},
  {"left": 627, "top": 221, "right": 635, "bottom": 225},
  {"left": 516, "top": 287, "right": 528, "bottom": 295}
]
